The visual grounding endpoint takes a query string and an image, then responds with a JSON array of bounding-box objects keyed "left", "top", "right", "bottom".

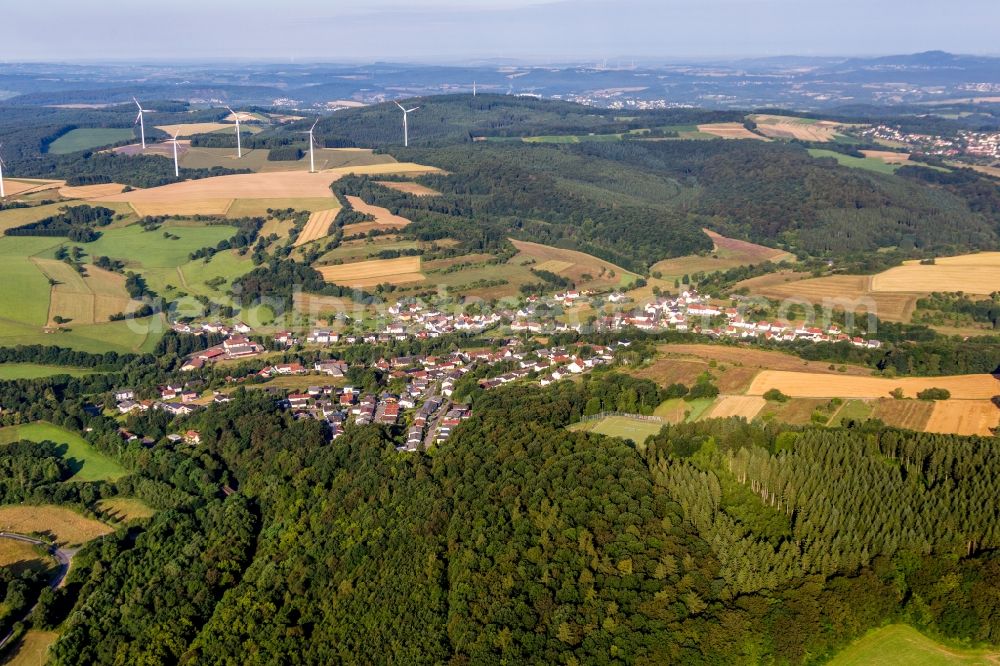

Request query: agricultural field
[
  {"left": 154, "top": 122, "right": 233, "bottom": 137},
  {"left": 925, "top": 400, "right": 999, "bottom": 437},
  {"left": 0, "top": 363, "right": 95, "bottom": 380},
  {"left": 871, "top": 398, "right": 936, "bottom": 431},
  {"left": 315, "top": 237, "right": 420, "bottom": 264},
  {"left": 511, "top": 239, "right": 639, "bottom": 289},
  {"left": 57, "top": 182, "right": 127, "bottom": 199},
  {"left": 751, "top": 114, "right": 853, "bottom": 142},
  {"left": 317, "top": 256, "right": 424, "bottom": 288},
  {"left": 226, "top": 198, "right": 339, "bottom": 218},
  {"left": 293, "top": 207, "right": 341, "bottom": 247},
  {"left": 872, "top": 252, "right": 1000, "bottom": 295},
  {"left": 0, "top": 422, "right": 127, "bottom": 482},
  {"left": 375, "top": 180, "right": 441, "bottom": 196},
  {"left": 747, "top": 370, "right": 1000, "bottom": 400},
  {"left": 706, "top": 395, "right": 766, "bottom": 420},
  {"left": 808, "top": 148, "right": 902, "bottom": 174},
  {"left": 860, "top": 149, "right": 911, "bottom": 164},
  {"left": 180, "top": 146, "right": 395, "bottom": 173},
  {"left": 342, "top": 195, "right": 412, "bottom": 236},
  {"left": 651, "top": 228, "right": 792, "bottom": 282},
  {"left": 829, "top": 623, "right": 1000, "bottom": 665},
  {"left": 758, "top": 397, "right": 831, "bottom": 425},
  {"left": 697, "top": 122, "right": 768, "bottom": 140},
  {"left": 31, "top": 258, "right": 137, "bottom": 326},
  {"left": 47, "top": 127, "right": 134, "bottom": 154},
  {"left": 829, "top": 399, "right": 874, "bottom": 426},
  {"left": 0, "top": 539, "right": 53, "bottom": 575},
  {"left": 568, "top": 415, "right": 665, "bottom": 443},
  {"left": 97, "top": 497, "right": 156, "bottom": 522},
  {"left": 0, "top": 178, "right": 63, "bottom": 198},
  {"left": 3, "top": 630, "right": 60, "bottom": 666},
  {"left": 0, "top": 504, "right": 112, "bottom": 546}
]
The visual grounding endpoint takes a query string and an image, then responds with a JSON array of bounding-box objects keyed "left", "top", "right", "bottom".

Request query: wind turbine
[
  {"left": 225, "top": 105, "right": 243, "bottom": 158},
  {"left": 473, "top": 81, "right": 477, "bottom": 97},
  {"left": 307, "top": 118, "right": 318, "bottom": 173},
  {"left": 394, "top": 101, "right": 419, "bottom": 147},
  {"left": 133, "top": 97, "right": 148, "bottom": 150},
  {"left": 0, "top": 143, "right": 6, "bottom": 199},
  {"left": 169, "top": 132, "right": 180, "bottom": 178}
]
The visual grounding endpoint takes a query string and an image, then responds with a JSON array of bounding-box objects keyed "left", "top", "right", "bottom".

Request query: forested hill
[
  {"left": 33, "top": 375, "right": 1000, "bottom": 664},
  {"left": 308, "top": 93, "right": 742, "bottom": 147}
]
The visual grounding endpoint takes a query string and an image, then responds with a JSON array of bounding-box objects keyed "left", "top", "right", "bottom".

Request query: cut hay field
[
  {"left": 873, "top": 253, "right": 1000, "bottom": 295},
  {"left": 342, "top": 195, "right": 411, "bottom": 237},
  {"left": 511, "top": 239, "right": 640, "bottom": 289},
  {"left": 57, "top": 182, "right": 127, "bottom": 199},
  {"left": 316, "top": 238, "right": 419, "bottom": 264},
  {"left": 1, "top": 178, "right": 63, "bottom": 197},
  {"left": 0, "top": 538, "right": 52, "bottom": 576},
  {"left": 0, "top": 505, "right": 112, "bottom": 546},
  {"left": 181, "top": 146, "right": 395, "bottom": 173},
  {"left": 97, "top": 497, "right": 156, "bottom": 522},
  {"left": 294, "top": 207, "right": 341, "bottom": 247},
  {"left": 569, "top": 415, "right": 665, "bottom": 443},
  {"left": 926, "top": 400, "right": 999, "bottom": 437},
  {"left": 697, "top": 123, "right": 768, "bottom": 140},
  {"left": 860, "top": 149, "right": 911, "bottom": 164},
  {"left": 747, "top": 370, "right": 999, "bottom": 400},
  {"left": 0, "top": 421, "right": 127, "bottom": 482},
  {"left": 31, "top": 258, "right": 137, "bottom": 326},
  {"left": 3, "top": 630, "right": 60, "bottom": 666},
  {"left": 751, "top": 115, "right": 850, "bottom": 142},
  {"left": 758, "top": 398, "right": 830, "bottom": 425},
  {"left": 0, "top": 363, "right": 95, "bottom": 380},
  {"left": 376, "top": 180, "right": 441, "bottom": 196},
  {"left": 226, "top": 197, "right": 339, "bottom": 218},
  {"left": 652, "top": 229, "right": 792, "bottom": 281},
  {"left": 317, "top": 256, "right": 424, "bottom": 288},
  {"left": 707, "top": 395, "right": 767, "bottom": 419},
  {"left": 829, "top": 623, "right": 999, "bottom": 665},
  {"left": 871, "top": 398, "right": 935, "bottom": 432},
  {"left": 47, "top": 127, "right": 135, "bottom": 154},
  {"left": 154, "top": 122, "right": 233, "bottom": 136}
]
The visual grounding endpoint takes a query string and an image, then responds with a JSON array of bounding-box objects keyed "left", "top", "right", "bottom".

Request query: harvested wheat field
[
  {"left": 872, "top": 255, "right": 1000, "bottom": 295},
  {"left": 376, "top": 180, "right": 441, "bottom": 196},
  {"left": 97, "top": 170, "right": 339, "bottom": 216},
  {"left": 871, "top": 398, "right": 935, "bottom": 431},
  {"left": 751, "top": 115, "right": 849, "bottom": 142},
  {"left": 345, "top": 196, "right": 411, "bottom": 227},
  {"left": 659, "top": 344, "right": 873, "bottom": 376},
  {"left": 327, "top": 162, "right": 442, "bottom": 177},
  {"left": 925, "top": 400, "right": 999, "bottom": 437},
  {"left": 860, "top": 150, "right": 911, "bottom": 164},
  {"left": 708, "top": 396, "right": 767, "bottom": 419},
  {"left": 317, "top": 256, "right": 425, "bottom": 288},
  {"left": 0, "top": 504, "right": 112, "bottom": 546},
  {"left": 697, "top": 123, "right": 768, "bottom": 140},
  {"left": 58, "top": 182, "right": 127, "bottom": 199},
  {"left": 739, "top": 273, "right": 921, "bottom": 323},
  {"left": 113, "top": 140, "right": 191, "bottom": 158},
  {"left": 2, "top": 178, "right": 63, "bottom": 197},
  {"left": 155, "top": 122, "right": 233, "bottom": 136},
  {"left": 294, "top": 208, "right": 341, "bottom": 247},
  {"left": 747, "top": 370, "right": 1000, "bottom": 400}
]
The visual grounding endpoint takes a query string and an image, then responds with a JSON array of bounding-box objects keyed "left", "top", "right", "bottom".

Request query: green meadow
[
  {"left": 0, "top": 363, "right": 97, "bottom": 380},
  {"left": 47, "top": 127, "right": 135, "bottom": 154},
  {"left": 829, "top": 624, "right": 999, "bottom": 665},
  {"left": 808, "top": 148, "right": 903, "bottom": 175},
  {"left": 0, "top": 421, "right": 127, "bottom": 482}
]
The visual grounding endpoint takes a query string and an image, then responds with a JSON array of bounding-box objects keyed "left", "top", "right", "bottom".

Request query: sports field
[
  {"left": 0, "top": 421, "right": 127, "bottom": 482},
  {"left": 829, "top": 624, "right": 1000, "bottom": 665},
  {"left": 48, "top": 127, "right": 134, "bottom": 154},
  {"left": 0, "top": 504, "right": 113, "bottom": 546},
  {"left": 569, "top": 415, "right": 665, "bottom": 442},
  {"left": 317, "top": 256, "right": 425, "bottom": 287}
]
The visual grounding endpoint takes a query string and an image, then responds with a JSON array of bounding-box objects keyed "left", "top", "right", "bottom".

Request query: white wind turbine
[
  {"left": 307, "top": 118, "right": 319, "bottom": 173},
  {"left": 133, "top": 97, "right": 148, "bottom": 150},
  {"left": 169, "top": 132, "right": 180, "bottom": 178},
  {"left": 0, "top": 143, "right": 7, "bottom": 198},
  {"left": 473, "top": 81, "right": 477, "bottom": 97},
  {"left": 225, "top": 105, "right": 243, "bottom": 158},
  {"left": 394, "top": 101, "right": 419, "bottom": 147}
]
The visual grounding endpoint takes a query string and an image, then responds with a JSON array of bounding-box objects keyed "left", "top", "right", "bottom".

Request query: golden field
[
  {"left": 317, "top": 256, "right": 424, "bottom": 287},
  {"left": 747, "top": 370, "right": 999, "bottom": 400},
  {"left": 294, "top": 208, "right": 341, "bottom": 247},
  {"left": 0, "top": 504, "right": 113, "bottom": 546},
  {"left": 697, "top": 123, "right": 768, "bottom": 140},
  {"left": 376, "top": 180, "right": 441, "bottom": 196}
]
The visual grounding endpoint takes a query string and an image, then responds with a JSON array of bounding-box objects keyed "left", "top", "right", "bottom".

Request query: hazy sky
[{"left": 4, "top": 0, "right": 999, "bottom": 62}]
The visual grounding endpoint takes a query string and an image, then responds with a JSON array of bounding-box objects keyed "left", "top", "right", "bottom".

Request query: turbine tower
[
  {"left": 307, "top": 118, "right": 318, "bottom": 173},
  {"left": 473, "top": 81, "right": 477, "bottom": 97},
  {"left": 225, "top": 105, "right": 243, "bottom": 158},
  {"left": 133, "top": 98, "right": 148, "bottom": 150},
  {"left": 0, "top": 144, "right": 6, "bottom": 199},
  {"left": 169, "top": 132, "right": 180, "bottom": 178},
  {"left": 394, "top": 101, "right": 420, "bottom": 147}
]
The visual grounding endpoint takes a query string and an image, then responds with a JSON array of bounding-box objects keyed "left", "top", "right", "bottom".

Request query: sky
[{"left": 3, "top": 0, "right": 999, "bottom": 62}]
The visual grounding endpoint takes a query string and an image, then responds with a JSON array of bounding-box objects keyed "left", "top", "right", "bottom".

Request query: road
[{"left": 0, "top": 532, "right": 76, "bottom": 651}]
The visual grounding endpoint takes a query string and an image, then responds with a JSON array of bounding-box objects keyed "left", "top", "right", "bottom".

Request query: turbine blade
[{"left": 394, "top": 101, "right": 406, "bottom": 111}]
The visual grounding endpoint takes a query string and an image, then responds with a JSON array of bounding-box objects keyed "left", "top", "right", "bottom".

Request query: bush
[
  {"left": 686, "top": 380, "right": 719, "bottom": 401},
  {"left": 763, "top": 388, "right": 790, "bottom": 402},
  {"left": 917, "top": 387, "right": 951, "bottom": 401},
  {"left": 267, "top": 146, "right": 304, "bottom": 161}
]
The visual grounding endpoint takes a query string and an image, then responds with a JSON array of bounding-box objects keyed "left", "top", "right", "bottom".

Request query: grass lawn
[
  {"left": 2, "top": 630, "right": 60, "bottom": 666},
  {"left": 0, "top": 422, "right": 127, "bottom": 482},
  {"left": 0, "top": 363, "right": 96, "bottom": 380},
  {"left": 569, "top": 415, "right": 665, "bottom": 443},
  {"left": 48, "top": 127, "right": 135, "bottom": 154},
  {"left": 829, "top": 624, "right": 1000, "bottom": 665}
]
